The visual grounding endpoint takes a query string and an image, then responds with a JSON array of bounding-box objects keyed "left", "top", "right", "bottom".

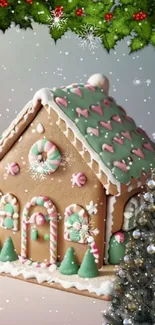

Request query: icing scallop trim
[{"left": 32, "top": 89, "right": 121, "bottom": 193}]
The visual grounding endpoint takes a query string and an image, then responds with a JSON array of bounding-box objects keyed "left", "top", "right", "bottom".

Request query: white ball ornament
[
  {"left": 87, "top": 73, "right": 109, "bottom": 94},
  {"left": 147, "top": 244, "right": 155, "bottom": 254},
  {"left": 123, "top": 319, "right": 132, "bottom": 325},
  {"left": 147, "top": 179, "right": 155, "bottom": 189},
  {"left": 132, "top": 229, "right": 141, "bottom": 239}
]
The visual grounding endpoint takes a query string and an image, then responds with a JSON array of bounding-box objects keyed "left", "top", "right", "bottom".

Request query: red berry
[
  {"left": 26, "top": 0, "right": 33, "bottom": 4},
  {"left": 54, "top": 6, "right": 64, "bottom": 18},
  {"left": 0, "top": 0, "right": 8, "bottom": 7},
  {"left": 76, "top": 8, "right": 83, "bottom": 16},
  {"left": 55, "top": 6, "right": 64, "bottom": 12},
  {"left": 105, "top": 13, "right": 113, "bottom": 21}
]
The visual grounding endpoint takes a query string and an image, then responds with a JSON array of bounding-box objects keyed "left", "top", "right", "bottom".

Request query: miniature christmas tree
[
  {"left": 59, "top": 247, "right": 79, "bottom": 275},
  {"left": 0, "top": 237, "right": 18, "bottom": 262},
  {"left": 104, "top": 169, "right": 155, "bottom": 325},
  {"left": 78, "top": 248, "right": 99, "bottom": 278}
]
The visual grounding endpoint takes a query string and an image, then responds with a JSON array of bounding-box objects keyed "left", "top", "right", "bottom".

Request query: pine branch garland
[{"left": 0, "top": 0, "right": 154, "bottom": 53}]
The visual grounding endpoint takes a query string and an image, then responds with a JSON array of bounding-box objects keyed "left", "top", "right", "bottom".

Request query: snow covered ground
[{"left": 0, "top": 260, "right": 115, "bottom": 298}]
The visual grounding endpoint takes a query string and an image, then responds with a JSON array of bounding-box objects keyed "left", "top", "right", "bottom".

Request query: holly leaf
[
  {"left": 129, "top": 37, "right": 147, "bottom": 53},
  {"left": 52, "top": 0, "right": 79, "bottom": 12},
  {"left": 12, "top": 3, "right": 32, "bottom": 29},
  {"left": 120, "top": 0, "right": 134, "bottom": 4},
  {"left": 111, "top": 18, "right": 131, "bottom": 36},
  {"left": 101, "top": 32, "right": 118, "bottom": 52},
  {"left": 50, "top": 24, "right": 68, "bottom": 42},
  {"left": 150, "top": 31, "right": 155, "bottom": 46},
  {"left": 29, "top": 2, "right": 50, "bottom": 24},
  {"left": 68, "top": 17, "right": 83, "bottom": 33},
  {"left": 133, "top": 21, "right": 152, "bottom": 41},
  {"left": 0, "top": 8, "right": 12, "bottom": 32}
]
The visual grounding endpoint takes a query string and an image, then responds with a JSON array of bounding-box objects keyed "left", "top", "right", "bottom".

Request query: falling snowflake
[
  {"left": 76, "top": 24, "right": 102, "bottom": 51},
  {"left": 60, "top": 152, "right": 76, "bottom": 170},
  {"left": 143, "top": 79, "right": 151, "bottom": 86},
  {"left": 28, "top": 161, "right": 51, "bottom": 181},
  {"left": 48, "top": 10, "right": 68, "bottom": 30},
  {"left": 133, "top": 78, "right": 142, "bottom": 86}
]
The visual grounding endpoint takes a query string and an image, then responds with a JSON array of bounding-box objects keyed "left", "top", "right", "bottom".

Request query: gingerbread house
[{"left": 0, "top": 73, "right": 154, "bottom": 270}]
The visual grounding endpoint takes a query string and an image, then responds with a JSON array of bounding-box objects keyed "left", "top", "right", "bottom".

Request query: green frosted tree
[
  {"left": 0, "top": 237, "right": 18, "bottom": 262},
  {"left": 78, "top": 248, "right": 99, "bottom": 278},
  {"left": 59, "top": 247, "right": 79, "bottom": 275}
]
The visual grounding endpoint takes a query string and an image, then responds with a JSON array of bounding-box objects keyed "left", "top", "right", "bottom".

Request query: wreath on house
[{"left": 0, "top": 0, "right": 155, "bottom": 53}]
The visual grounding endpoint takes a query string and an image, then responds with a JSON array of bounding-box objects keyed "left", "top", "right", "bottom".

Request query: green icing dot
[
  {"left": 4, "top": 204, "right": 14, "bottom": 214},
  {"left": 36, "top": 197, "right": 44, "bottom": 206},
  {"left": 44, "top": 234, "right": 50, "bottom": 241},
  {"left": 4, "top": 217, "right": 14, "bottom": 229},
  {"left": 31, "top": 229, "right": 38, "bottom": 241}
]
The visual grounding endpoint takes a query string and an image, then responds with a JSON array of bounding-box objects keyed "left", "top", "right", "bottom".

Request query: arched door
[{"left": 21, "top": 196, "right": 58, "bottom": 264}]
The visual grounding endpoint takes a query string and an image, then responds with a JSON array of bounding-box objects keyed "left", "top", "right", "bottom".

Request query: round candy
[
  {"left": 28, "top": 138, "right": 61, "bottom": 175},
  {"left": 7, "top": 162, "right": 20, "bottom": 176},
  {"left": 71, "top": 173, "right": 87, "bottom": 188}
]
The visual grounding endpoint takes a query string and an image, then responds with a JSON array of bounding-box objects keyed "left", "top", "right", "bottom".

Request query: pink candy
[
  {"left": 36, "top": 213, "right": 46, "bottom": 226},
  {"left": 7, "top": 162, "right": 20, "bottom": 176},
  {"left": 71, "top": 173, "right": 87, "bottom": 188}
]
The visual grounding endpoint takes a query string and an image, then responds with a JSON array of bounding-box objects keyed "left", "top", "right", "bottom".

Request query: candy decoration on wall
[
  {"left": 6, "top": 162, "right": 20, "bottom": 176},
  {"left": 28, "top": 138, "right": 61, "bottom": 175},
  {"left": 71, "top": 173, "right": 87, "bottom": 188},
  {"left": 36, "top": 123, "right": 45, "bottom": 134},
  {"left": 31, "top": 229, "right": 38, "bottom": 241},
  {"left": 29, "top": 212, "right": 46, "bottom": 226},
  {"left": 64, "top": 204, "right": 99, "bottom": 263},
  {"left": 21, "top": 196, "right": 58, "bottom": 264},
  {"left": 64, "top": 204, "right": 89, "bottom": 243},
  {"left": 108, "top": 231, "right": 131, "bottom": 265},
  {"left": 0, "top": 193, "right": 20, "bottom": 231}
]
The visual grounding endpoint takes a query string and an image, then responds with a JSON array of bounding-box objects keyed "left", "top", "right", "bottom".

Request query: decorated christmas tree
[
  {"left": 104, "top": 169, "right": 155, "bottom": 325},
  {"left": 0, "top": 237, "right": 18, "bottom": 262},
  {"left": 59, "top": 247, "right": 79, "bottom": 275},
  {"left": 78, "top": 248, "right": 99, "bottom": 278}
]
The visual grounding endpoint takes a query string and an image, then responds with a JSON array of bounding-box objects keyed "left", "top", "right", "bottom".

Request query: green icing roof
[{"left": 51, "top": 84, "right": 155, "bottom": 184}]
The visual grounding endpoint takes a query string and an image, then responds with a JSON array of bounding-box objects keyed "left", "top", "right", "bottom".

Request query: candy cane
[
  {"left": 28, "top": 139, "right": 61, "bottom": 175},
  {"left": 21, "top": 196, "right": 58, "bottom": 264}
]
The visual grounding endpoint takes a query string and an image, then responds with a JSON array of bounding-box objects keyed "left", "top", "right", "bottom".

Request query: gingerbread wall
[{"left": 0, "top": 107, "right": 106, "bottom": 268}]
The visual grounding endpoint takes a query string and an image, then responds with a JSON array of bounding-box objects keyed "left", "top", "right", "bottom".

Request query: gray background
[
  {"left": 0, "top": 23, "right": 155, "bottom": 140},
  {"left": 0, "top": 23, "right": 155, "bottom": 324}
]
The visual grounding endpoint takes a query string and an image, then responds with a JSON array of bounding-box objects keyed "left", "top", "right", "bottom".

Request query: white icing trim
[
  {"left": 0, "top": 260, "right": 115, "bottom": 297},
  {"left": 104, "top": 196, "right": 116, "bottom": 264},
  {"left": 32, "top": 89, "right": 121, "bottom": 193}
]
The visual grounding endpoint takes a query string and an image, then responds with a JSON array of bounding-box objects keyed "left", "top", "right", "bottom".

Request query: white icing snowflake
[
  {"left": 48, "top": 11, "right": 68, "bottom": 30},
  {"left": 76, "top": 24, "right": 102, "bottom": 51},
  {"left": 86, "top": 201, "right": 98, "bottom": 215},
  {"left": 28, "top": 162, "right": 51, "bottom": 181}
]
